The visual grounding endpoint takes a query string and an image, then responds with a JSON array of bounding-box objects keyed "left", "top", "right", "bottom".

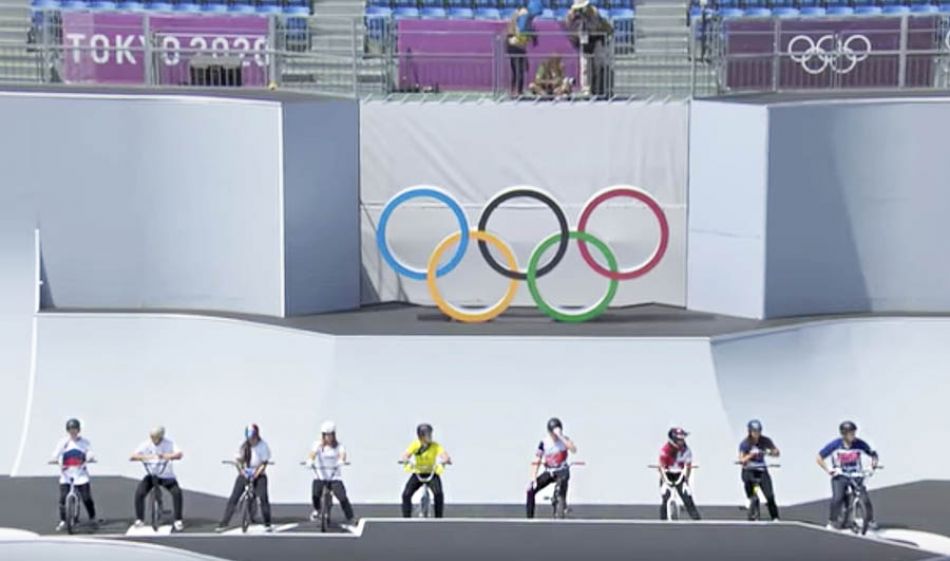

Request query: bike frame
[
  {"left": 540, "top": 461, "right": 585, "bottom": 520},
  {"left": 399, "top": 460, "right": 446, "bottom": 518},
  {"left": 51, "top": 458, "right": 94, "bottom": 535},
  {"left": 649, "top": 464, "right": 696, "bottom": 521},
  {"left": 837, "top": 467, "right": 879, "bottom": 534},
  {"left": 222, "top": 459, "right": 271, "bottom": 533},
  {"left": 301, "top": 460, "right": 348, "bottom": 532},
  {"left": 735, "top": 461, "right": 780, "bottom": 521}
]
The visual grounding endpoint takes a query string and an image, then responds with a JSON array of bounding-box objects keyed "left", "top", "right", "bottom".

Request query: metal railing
[
  {"left": 6, "top": 10, "right": 950, "bottom": 98},
  {"left": 694, "top": 13, "right": 950, "bottom": 94}
]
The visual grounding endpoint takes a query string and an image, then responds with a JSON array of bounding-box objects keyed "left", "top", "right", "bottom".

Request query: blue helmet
[
  {"left": 747, "top": 419, "right": 763, "bottom": 433},
  {"left": 244, "top": 423, "right": 260, "bottom": 440}
]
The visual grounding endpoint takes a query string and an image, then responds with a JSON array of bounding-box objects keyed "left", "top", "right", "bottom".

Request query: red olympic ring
[{"left": 576, "top": 186, "right": 670, "bottom": 281}]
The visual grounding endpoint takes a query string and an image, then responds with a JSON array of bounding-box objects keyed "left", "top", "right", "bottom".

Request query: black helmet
[
  {"left": 66, "top": 418, "right": 81, "bottom": 431},
  {"left": 546, "top": 417, "right": 563, "bottom": 432},
  {"left": 747, "top": 419, "right": 763, "bottom": 433},
  {"left": 417, "top": 423, "right": 434, "bottom": 438},
  {"left": 668, "top": 427, "right": 688, "bottom": 443},
  {"left": 839, "top": 420, "right": 857, "bottom": 434}
]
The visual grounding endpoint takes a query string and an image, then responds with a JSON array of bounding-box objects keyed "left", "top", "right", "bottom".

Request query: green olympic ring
[{"left": 526, "top": 230, "right": 619, "bottom": 323}]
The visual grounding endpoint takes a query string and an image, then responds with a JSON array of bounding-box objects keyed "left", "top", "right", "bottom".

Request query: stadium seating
[{"left": 687, "top": 0, "right": 947, "bottom": 17}]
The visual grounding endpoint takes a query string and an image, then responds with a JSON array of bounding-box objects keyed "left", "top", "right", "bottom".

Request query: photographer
[{"left": 565, "top": 0, "right": 613, "bottom": 97}]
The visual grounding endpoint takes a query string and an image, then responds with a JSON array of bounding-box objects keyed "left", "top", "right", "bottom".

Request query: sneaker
[
  {"left": 309, "top": 510, "right": 320, "bottom": 522},
  {"left": 173, "top": 521, "right": 184, "bottom": 532},
  {"left": 214, "top": 526, "right": 227, "bottom": 533},
  {"left": 132, "top": 520, "right": 146, "bottom": 529},
  {"left": 825, "top": 523, "right": 837, "bottom": 530},
  {"left": 265, "top": 525, "right": 274, "bottom": 533},
  {"left": 55, "top": 521, "right": 67, "bottom": 532}
]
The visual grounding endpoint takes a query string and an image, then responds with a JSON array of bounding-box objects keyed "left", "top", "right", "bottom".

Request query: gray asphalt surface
[{"left": 2, "top": 477, "right": 947, "bottom": 561}]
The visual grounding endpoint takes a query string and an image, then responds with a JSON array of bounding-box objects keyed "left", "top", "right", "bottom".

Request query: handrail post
[
  {"left": 897, "top": 14, "right": 908, "bottom": 88},
  {"left": 143, "top": 13, "right": 153, "bottom": 86},
  {"left": 268, "top": 15, "right": 278, "bottom": 87},
  {"left": 771, "top": 16, "right": 781, "bottom": 92},
  {"left": 352, "top": 17, "right": 359, "bottom": 97}
]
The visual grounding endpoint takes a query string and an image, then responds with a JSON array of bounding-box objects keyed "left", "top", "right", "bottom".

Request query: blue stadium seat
[
  {"left": 796, "top": 0, "right": 826, "bottom": 13},
  {"left": 421, "top": 5, "right": 447, "bottom": 15},
  {"left": 88, "top": 0, "right": 117, "bottom": 8},
  {"left": 554, "top": 6, "right": 569, "bottom": 16},
  {"left": 772, "top": 6, "right": 799, "bottom": 14},
  {"left": 174, "top": 1, "right": 201, "bottom": 11},
  {"left": 940, "top": 1, "right": 950, "bottom": 10},
  {"left": 536, "top": 7, "right": 554, "bottom": 16},
  {"left": 60, "top": 0, "right": 89, "bottom": 8},
  {"left": 229, "top": 0, "right": 256, "bottom": 12},
  {"left": 367, "top": 0, "right": 390, "bottom": 6},
  {"left": 284, "top": 3, "right": 310, "bottom": 13},
  {"left": 851, "top": 0, "right": 883, "bottom": 12},
  {"left": 144, "top": 0, "right": 173, "bottom": 9},
  {"left": 909, "top": 0, "right": 938, "bottom": 11},
  {"left": 881, "top": 2, "right": 910, "bottom": 11},
  {"left": 256, "top": 0, "right": 282, "bottom": 13},
  {"left": 30, "top": 0, "right": 60, "bottom": 8},
  {"left": 366, "top": 4, "right": 393, "bottom": 14},
  {"left": 447, "top": 6, "right": 475, "bottom": 15},
  {"left": 201, "top": 0, "right": 228, "bottom": 11},
  {"left": 117, "top": 0, "right": 146, "bottom": 9},
  {"left": 719, "top": 6, "right": 744, "bottom": 15},
  {"left": 610, "top": 0, "right": 632, "bottom": 7},
  {"left": 475, "top": 6, "right": 501, "bottom": 16},
  {"left": 609, "top": 6, "right": 634, "bottom": 17},
  {"left": 824, "top": 0, "right": 855, "bottom": 14},
  {"left": 393, "top": 5, "right": 421, "bottom": 16}
]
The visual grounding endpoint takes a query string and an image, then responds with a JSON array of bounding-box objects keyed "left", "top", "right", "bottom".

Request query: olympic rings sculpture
[
  {"left": 376, "top": 185, "right": 670, "bottom": 324},
  {"left": 787, "top": 34, "right": 871, "bottom": 75}
]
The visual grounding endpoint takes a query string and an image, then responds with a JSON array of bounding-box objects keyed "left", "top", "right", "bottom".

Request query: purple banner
[
  {"left": 723, "top": 16, "right": 940, "bottom": 90},
  {"left": 396, "top": 19, "right": 582, "bottom": 92},
  {"left": 61, "top": 12, "right": 269, "bottom": 86}
]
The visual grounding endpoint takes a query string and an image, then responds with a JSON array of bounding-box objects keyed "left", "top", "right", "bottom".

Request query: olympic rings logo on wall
[
  {"left": 376, "top": 185, "right": 670, "bottom": 324},
  {"left": 787, "top": 34, "right": 871, "bottom": 75}
]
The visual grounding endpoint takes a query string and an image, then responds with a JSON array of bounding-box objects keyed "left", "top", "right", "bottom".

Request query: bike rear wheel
[
  {"left": 749, "top": 496, "right": 761, "bottom": 521},
  {"left": 65, "top": 494, "right": 79, "bottom": 535}
]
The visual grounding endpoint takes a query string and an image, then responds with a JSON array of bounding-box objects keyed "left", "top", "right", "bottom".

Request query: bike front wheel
[
  {"left": 669, "top": 500, "right": 681, "bottom": 521},
  {"left": 851, "top": 498, "right": 869, "bottom": 535},
  {"left": 320, "top": 491, "right": 332, "bottom": 532},
  {"left": 65, "top": 494, "right": 79, "bottom": 535},
  {"left": 241, "top": 498, "right": 252, "bottom": 533},
  {"left": 419, "top": 490, "right": 431, "bottom": 518},
  {"left": 150, "top": 490, "right": 163, "bottom": 531}
]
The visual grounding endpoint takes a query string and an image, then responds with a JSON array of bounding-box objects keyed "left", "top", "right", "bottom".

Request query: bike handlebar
[
  {"left": 647, "top": 464, "right": 699, "bottom": 469},
  {"left": 735, "top": 461, "right": 780, "bottom": 468}
]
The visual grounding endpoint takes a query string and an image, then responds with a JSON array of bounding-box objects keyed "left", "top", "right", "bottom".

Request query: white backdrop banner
[{"left": 360, "top": 100, "right": 688, "bottom": 308}]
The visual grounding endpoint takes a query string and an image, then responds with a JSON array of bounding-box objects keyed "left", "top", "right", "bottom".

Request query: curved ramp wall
[{"left": 5, "top": 313, "right": 948, "bottom": 505}]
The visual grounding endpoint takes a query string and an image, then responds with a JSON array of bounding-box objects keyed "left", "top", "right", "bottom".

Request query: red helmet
[{"left": 668, "top": 427, "right": 688, "bottom": 444}]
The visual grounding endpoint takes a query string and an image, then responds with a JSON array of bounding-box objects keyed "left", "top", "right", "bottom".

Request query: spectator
[
  {"left": 506, "top": 0, "right": 543, "bottom": 95},
  {"left": 530, "top": 57, "right": 573, "bottom": 97},
  {"left": 565, "top": 0, "right": 613, "bottom": 97}
]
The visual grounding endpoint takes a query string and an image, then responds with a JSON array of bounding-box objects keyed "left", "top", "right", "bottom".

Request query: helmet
[
  {"left": 320, "top": 420, "right": 336, "bottom": 434},
  {"left": 668, "top": 427, "right": 688, "bottom": 443},
  {"left": 416, "top": 423, "right": 433, "bottom": 438},
  {"left": 244, "top": 423, "right": 260, "bottom": 440},
  {"left": 747, "top": 419, "right": 763, "bottom": 433},
  {"left": 839, "top": 420, "right": 857, "bottom": 434},
  {"left": 546, "top": 417, "right": 563, "bottom": 433},
  {"left": 65, "top": 418, "right": 81, "bottom": 431},
  {"left": 149, "top": 426, "right": 166, "bottom": 440}
]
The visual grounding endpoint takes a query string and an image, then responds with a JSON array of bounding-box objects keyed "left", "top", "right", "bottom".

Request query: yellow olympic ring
[{"left": 426, "top": 230, "right": 519, "bottom": 323}]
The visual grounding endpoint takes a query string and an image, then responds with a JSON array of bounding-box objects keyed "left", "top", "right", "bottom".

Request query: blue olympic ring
[{"left": 376, "top": 186, "right": 470, "bottom": 281}]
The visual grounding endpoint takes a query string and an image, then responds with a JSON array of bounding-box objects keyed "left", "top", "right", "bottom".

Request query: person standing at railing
[
  {"left": 506, "top": 0, "right": 543, "bottom": 95},
  {"left": 566, "top": 0, "right": 613, "bottom": 97}
]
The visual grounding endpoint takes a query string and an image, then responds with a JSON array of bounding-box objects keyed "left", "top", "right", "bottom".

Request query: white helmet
[{"left": 320, "top": 420, "right": 336, "bottom": 434}]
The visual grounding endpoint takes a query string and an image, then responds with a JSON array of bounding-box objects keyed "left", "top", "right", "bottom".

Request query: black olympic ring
[{"left": 476, "top": 187, "right": 570, "bottom": 281}]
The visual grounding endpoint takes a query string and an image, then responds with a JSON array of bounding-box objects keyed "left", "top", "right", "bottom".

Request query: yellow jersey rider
[{"left": 399, "top": 423, "right": 452, "bottom": 517}]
